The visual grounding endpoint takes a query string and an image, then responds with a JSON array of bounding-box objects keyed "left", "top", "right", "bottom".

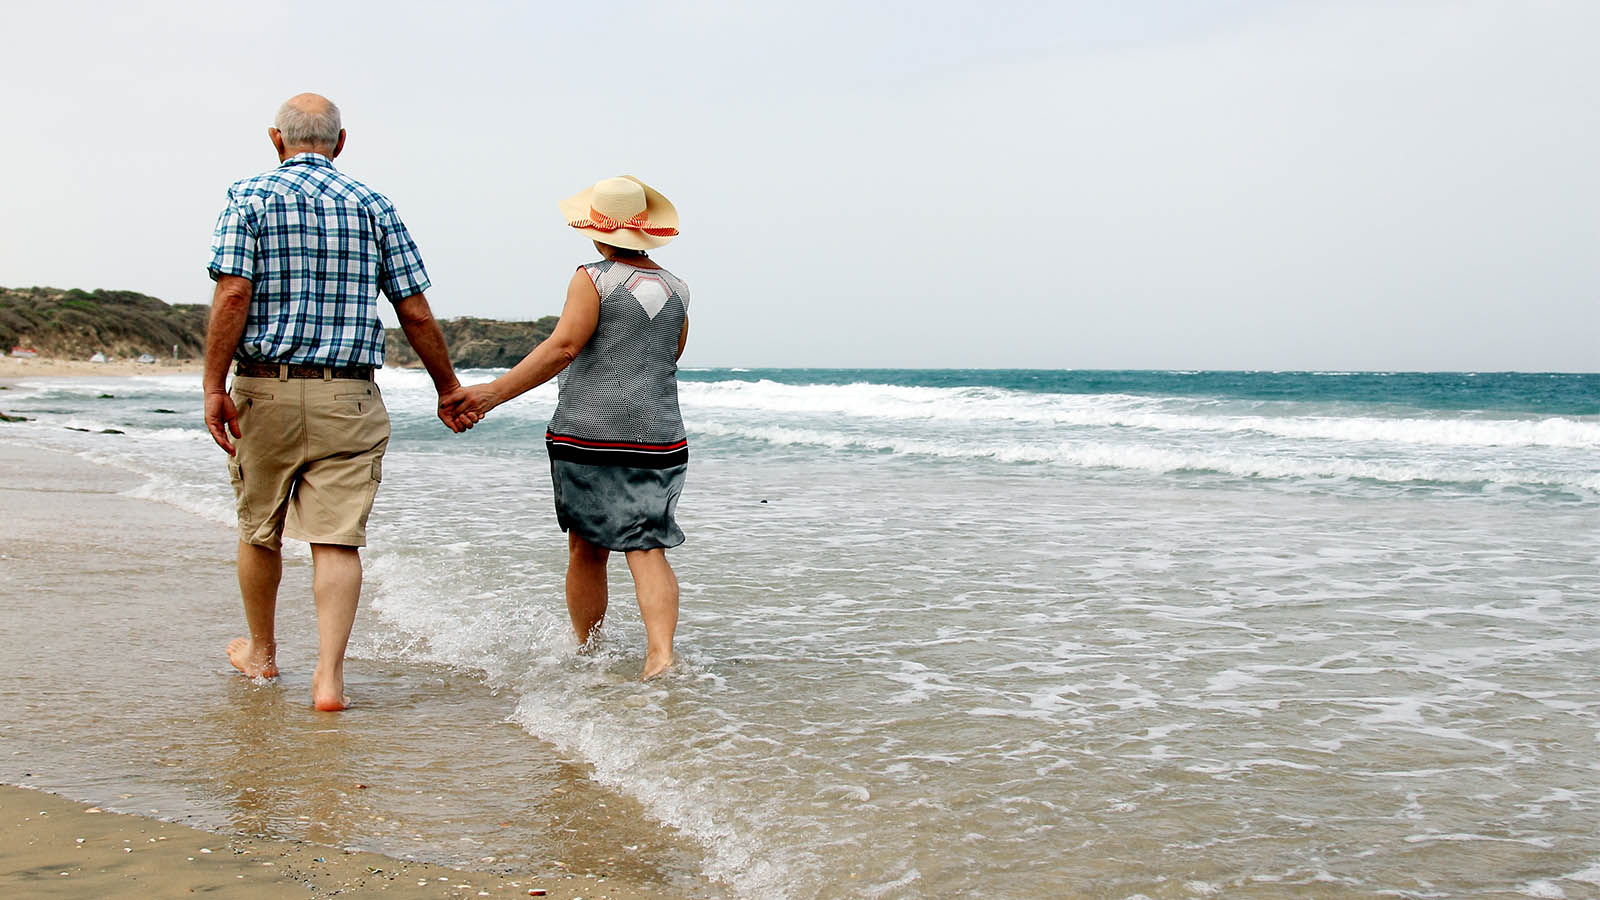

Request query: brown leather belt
[{"left": 234, "top": 361, "right": 375, "bottom": 380}]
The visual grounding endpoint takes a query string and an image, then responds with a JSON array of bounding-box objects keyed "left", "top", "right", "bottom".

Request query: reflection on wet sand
[
  {"left": 0, "top": 443, "right": 720, "bottom": 898},
  {"left": 147, "top": 626, "right": 720, "bottom": 893}
]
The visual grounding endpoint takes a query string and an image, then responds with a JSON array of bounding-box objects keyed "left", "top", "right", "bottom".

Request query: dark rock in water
[
  {"left": 66, "top": 426, "right": 90, "bottom": 432},
  {"left": 0, "top": 412, "right": 28, "bottom": 423},
  {"left": 99, "top": 393, "right": 115, "bottom": 399},
  {"left": 151, "top": 408, "right": 177, "bottom": 414},
  {"left": 100, "top": 428, "right": 125, "bottom": 435}
]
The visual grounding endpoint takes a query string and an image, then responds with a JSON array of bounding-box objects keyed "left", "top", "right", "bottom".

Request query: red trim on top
[{"left": 546, "top": 431, "right": 688, "bottom": 452}]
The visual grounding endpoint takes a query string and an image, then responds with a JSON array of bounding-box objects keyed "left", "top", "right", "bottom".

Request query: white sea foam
[
  {"left": 359, "top": 545, "right": 810, "bottom": 900},
  {"left": 690, "top": 421, "right": 1600, "bottom": 494},
  {"left": 122, "top": 477, "right": 237, "bottom": 528},
  {"left": 1566, "top": 864, "right": 1600, "bottom": 886},
  {"left": 680, "top": 379, "right": 1600, "bottom": 449}
]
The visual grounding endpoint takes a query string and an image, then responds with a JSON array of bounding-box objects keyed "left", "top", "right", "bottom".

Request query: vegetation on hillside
[
  {"left": 0, "top": 287, "right": 555, "bottom": 369},
  {"left": 0, "top": 287, "right": 209, "bottom": 361}
]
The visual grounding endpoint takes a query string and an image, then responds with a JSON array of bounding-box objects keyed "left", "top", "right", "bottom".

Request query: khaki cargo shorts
[{"left": 227, "top": 373, "right": 390, "bottom": 549}]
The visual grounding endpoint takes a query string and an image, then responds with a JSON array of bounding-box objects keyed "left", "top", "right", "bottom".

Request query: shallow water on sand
[
  {"left": 2, "top": 369, "right": 1598, "bottom": 899},
  {"left": 0, "top": 443, "right": 722, "bottom": 897}
]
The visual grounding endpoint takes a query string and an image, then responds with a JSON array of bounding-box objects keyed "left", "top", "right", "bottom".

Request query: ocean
[{"left": 2, "top": 367, "right": 1597, "bottom": 899}]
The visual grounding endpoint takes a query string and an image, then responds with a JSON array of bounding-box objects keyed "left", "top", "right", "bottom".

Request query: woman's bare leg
[
  {"left": 625, "top": 549, "right": 678, "bottom": 679},
  {"left": 566, "top": 532, "right": 610, "bottom": 645}
]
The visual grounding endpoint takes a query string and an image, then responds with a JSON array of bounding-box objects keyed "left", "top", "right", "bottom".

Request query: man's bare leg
[
  {"left": 310, "top": 543, "right": 361, "bottom": 711},
  {"left": 227, "top": 540, "right": 281, "bottom": 678},
  {"left": 626, "top": 549, "right": 678, "bottom": 680},
  {"left": 566, "top": 532, "right": 610, "bottom": 646}
]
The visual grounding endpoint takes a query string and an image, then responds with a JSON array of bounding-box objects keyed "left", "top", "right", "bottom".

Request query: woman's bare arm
[{"left": 467, "top": 269, "right": 601, "bottom": 413}]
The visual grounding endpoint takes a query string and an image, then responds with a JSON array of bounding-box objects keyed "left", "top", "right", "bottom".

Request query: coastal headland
[{"left": 0, "top": 286, "right": 553, "bottom": 372}]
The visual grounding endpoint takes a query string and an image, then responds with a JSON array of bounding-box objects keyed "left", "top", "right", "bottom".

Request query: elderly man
[{"left": 203, "top": 92, "right": 474, "bottom": 711}]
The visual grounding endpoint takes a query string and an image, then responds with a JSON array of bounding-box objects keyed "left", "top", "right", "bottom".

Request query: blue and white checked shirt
[{"left": 207, "top": 153, "right": 430, "bottom": 367}]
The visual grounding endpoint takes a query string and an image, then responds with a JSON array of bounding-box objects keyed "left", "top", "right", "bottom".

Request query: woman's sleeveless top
[{"left": 546, "top": 260, "right": 690, "bottom": 469}]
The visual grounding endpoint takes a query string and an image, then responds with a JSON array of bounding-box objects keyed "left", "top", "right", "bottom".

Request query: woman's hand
[{"left": 438, "top": 383, "right": 493, "bottom": 433}]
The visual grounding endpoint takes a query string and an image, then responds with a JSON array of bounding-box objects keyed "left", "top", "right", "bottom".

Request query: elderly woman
[{"left": 463, "top": 176, "right": 689, "bottom": 679}]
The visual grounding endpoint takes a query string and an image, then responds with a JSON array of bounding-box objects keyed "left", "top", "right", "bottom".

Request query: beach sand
[
  {"left": 1, "top": 784, "right": 590, "bottom": 898},
  {"left": 0, "top": 355, "right": 204, "bottom": 379},
  {"left": 0, "top": 437, "right": 698, "bottom": 898}
]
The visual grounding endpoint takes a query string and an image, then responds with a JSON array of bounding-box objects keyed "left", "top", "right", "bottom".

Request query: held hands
[
  {"left": 205, "top": 390, "right": 241, "bottom": 455},
  {"left": 437, "top": 384, "right": 480, "bottom": 433},
  {"left": 437, "top": 383, "right": 496, "bottom": 433},
  {"left": 206, "top": 381, "right": 489, "bottom": 444}
]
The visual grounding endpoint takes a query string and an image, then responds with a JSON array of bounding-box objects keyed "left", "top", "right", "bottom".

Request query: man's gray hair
[{"left": 273, "top": 96, "right": 342, "bottom": 148}]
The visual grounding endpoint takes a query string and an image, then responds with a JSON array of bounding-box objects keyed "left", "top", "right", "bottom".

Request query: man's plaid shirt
[{"left": 207, "top": 153, "right": 430, "bottom": 367}]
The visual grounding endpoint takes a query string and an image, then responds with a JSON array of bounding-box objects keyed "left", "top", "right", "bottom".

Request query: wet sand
[
  {"left": 1, "top": 784, "right": 599, "bottom": 898},
  {"left": 0, "top": 438, "right": 704, "bottom": 898}
]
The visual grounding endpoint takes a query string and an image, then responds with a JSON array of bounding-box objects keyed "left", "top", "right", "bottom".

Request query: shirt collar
[{"left": 279, "top": 152, "right": 336, "bottom": 170}]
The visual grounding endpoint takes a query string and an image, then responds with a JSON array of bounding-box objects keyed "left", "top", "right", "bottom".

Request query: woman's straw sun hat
[{"left": 560, "top": 175, "right": 679, "bottom": 251}]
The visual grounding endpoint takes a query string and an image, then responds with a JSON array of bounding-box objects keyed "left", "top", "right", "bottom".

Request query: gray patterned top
[{"left": 546, "top": 260, "right": 691, "bottom": 468}]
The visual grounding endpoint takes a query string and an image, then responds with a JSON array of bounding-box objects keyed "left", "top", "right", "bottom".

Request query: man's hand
[
  {"left": 205, "top": 390, "right": 242, "bottom": 454},
  {"left": 437, "top": 384, "right": 485, "bottom": 433}
]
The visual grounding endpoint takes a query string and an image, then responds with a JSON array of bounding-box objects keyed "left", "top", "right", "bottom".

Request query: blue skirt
[{"left": 549, "top": 458, "right": 687, "bottom": 551}]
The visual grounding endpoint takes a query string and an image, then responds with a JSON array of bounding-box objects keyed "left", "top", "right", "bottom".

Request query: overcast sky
[{"left": 3, "top": 0, "right": 1594, "bottom": 371}]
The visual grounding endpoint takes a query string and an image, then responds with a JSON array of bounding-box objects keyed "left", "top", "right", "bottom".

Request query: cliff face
[
  {"left": 0, "top": 287, "right": 209, "bottom": 360},
  {"left": 384, "top": 315, "right": 557, "bottom": 369},
  {"left": 0, "top": 286, "right": 554, "bottom": 369}
]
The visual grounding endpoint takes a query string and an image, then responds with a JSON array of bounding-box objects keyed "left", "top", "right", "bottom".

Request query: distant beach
[{"left": 0, "top": 354, "right": 202, "bottom": 378}]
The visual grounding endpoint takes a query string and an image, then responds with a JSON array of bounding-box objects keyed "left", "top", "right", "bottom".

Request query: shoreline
[{"left": 0, "top": 434, "right": 699, "bottom": 899}]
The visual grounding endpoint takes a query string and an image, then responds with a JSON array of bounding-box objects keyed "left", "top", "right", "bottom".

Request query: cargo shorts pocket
[
  {"left": 356, "top": 458, "right": 384, "bottom": 532},
  {"left": 226, "top": 456, "right": 250, "bottom": 523}
]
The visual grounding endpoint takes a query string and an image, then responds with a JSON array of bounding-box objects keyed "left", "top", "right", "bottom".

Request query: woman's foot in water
[
  {"left": 226, "top": 637, "right": 279, "bottom": 679},
  {"left": 641, "top": 650, "right": 674, "bottom": 680},
  {"left": 312, "top": 663, "right": 349, "bottom": 711}
]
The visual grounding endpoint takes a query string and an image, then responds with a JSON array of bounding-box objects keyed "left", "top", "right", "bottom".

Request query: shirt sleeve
[
  {"left": 206, "top": 190, "right": 257, "bottom": 281},
  {"left": 376, "top": 205, "right": 432, "bottom": 301}
]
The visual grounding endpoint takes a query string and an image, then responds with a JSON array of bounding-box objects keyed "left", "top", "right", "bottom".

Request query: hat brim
[{"left": 558, "top": 175, "right": 679, "bottom": 251}]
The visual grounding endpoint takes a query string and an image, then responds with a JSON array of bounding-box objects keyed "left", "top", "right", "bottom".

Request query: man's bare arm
[
  {"left": 203, "top": 275, "right": 253, "bottom": 454},
  {"left": 392, "top": 292, "right": 473, "bottom": 431}
]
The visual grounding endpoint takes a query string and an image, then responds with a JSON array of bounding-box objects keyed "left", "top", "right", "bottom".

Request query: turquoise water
[
  {"left": 679, "top": 369, "right": 1600, "bottom": 414},
  {"left": 2, "top": 367, "right": 1597, "bottom": 899}
]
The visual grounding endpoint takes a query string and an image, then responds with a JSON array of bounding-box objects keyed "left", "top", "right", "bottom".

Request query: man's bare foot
[
  {"left": 641, "top": 651, "right": 674, "bottom": 681},
  {"left": 226, "top": 637, "right": 279, "bottom": 679},
  {"left": 312, "top": 665, "right": 349, "bottom": 711}
]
